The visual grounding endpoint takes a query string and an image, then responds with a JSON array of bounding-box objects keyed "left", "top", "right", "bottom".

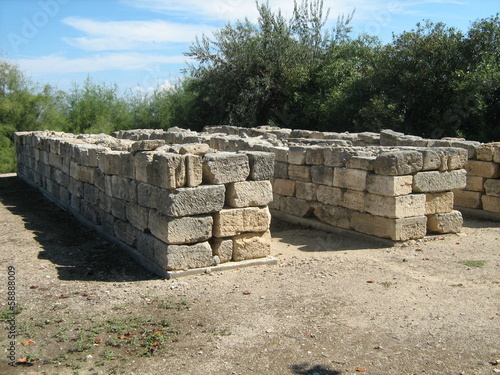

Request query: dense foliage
[{"left": 0, "top": 1, "right": 499, "bottom": 173}]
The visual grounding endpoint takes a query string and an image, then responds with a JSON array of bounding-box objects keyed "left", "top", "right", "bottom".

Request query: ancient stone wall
[{"left": 14, "top": 131, "right": 274, "bottom": 277}]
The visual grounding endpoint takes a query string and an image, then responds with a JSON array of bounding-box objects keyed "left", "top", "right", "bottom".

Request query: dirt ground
[{"left": 0, "top": 173, "right": 499, "bottom": 375}]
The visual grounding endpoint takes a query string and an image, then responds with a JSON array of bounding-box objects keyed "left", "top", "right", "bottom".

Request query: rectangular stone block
[
  {"left": 412, "top": 169, "right": 466, "bottom": 193},
  {"left": 323, "top": 148, "right": 351, "bottom": 167},
  {"left": 111, "top": 197, "right": 127, "bottom": 221},
  {"left": 98, "top": 150, "right": 128, "bottom": 175},
  {"left": 484, "top": 179, "right": 500, "bottom": 197},
  {"left": 427, "top": 211, "right": 463, "bottom": 233},
  {"left": 232, "top": 231, "right": 272, "bottom": 261},
  {"left": 83, "top": 183, "right": 99, "bottom": 205},
  {"left": 226, "top": 180, "right": 273, "bottom": 208},
  {"left": 288, "top": 164, "right": 311, "bottom": 182},
  {"left": 366, "top": 174, "right": 413, "bottom": 196},
  {"left": 148, "top": 152, "right": 186, "bottom": 189},
  {"left": 365, "top": 193, "right": 426, "bottom": 218},
  {"left": 184, "top": 154, "right": 203, "bottom": 187},
  {"left": 465, "top": 160, "right": 500, "bottom": 178},
  {"left": 279, "top": 196, "right": 312, "bottom": 218},
  {"left": 453, "top": 190, "right": 482, "bottom": 209},
  {"left": 99, "top": 191, "right": 112, "bottom": 213},
  {"left": 269, "top": 146, "right": 288, "bottom": 163},
  {"left": 333, "top": 168, "right": 367, "bottom": 191},
  {"left": 156, "top": 241, "right": 214, "bottom": 271},
  {"left": 311, "top": 165, "right": 333, "bottom": 186},
  {"left": 482, "top": 195, "right": 500, "bottom": 213},
  {"left": 134, "top": 152, "right": 154, "bottom": 183},
  {"left": 126, "top": 202, "right": 149, "bottom": 231},
  {"left": 346, "top": 156, "right": 376, "bottom": 171},
  {"left": 243, "top": 151, "right": 275, "bottom": 180},
  {"left": 476, "top": 144, "right": 495, "bottom": 161},
  {"left": 137, "top": 182, "right": 160, "bottom": 208},
  {"left": 288, "top": 146, "right": 306, "bottom": 165},
  {"left": 274, "top": 161, "right": 289, "bottom": 179},
  {"left": 425, "top": 192, "right": 454, "bottom": 214},
  {"left": 273, "top": 178, "right": 295, "bottom": 196},
  {"left": 305, "top": 146, "right": 324, "bottom": 165},
  {"left": 352, "top": 212, "right": 427, "bottom": 241},
  {"left": 316, "top": 185, "right": 343, "bottom": 206},
  {"left": 110, "top": 175, "right": 137, "bottom": 202},
  {"left": 465, "top": 175, "right": 486, "bottom": 192},
  {"left": 373, "top": 151, "right": 423, "bottom": 175},
  {"left": 213, "top": 207, "right": 271, "bottom": 237},
  {"left": 202, "top": 153, "right": 249, "bottom": 184},
  {"left": 148, "top": 210, "right": 213, "bottom": 244},
  {"left": 157, "top": 185, "right": 225, "bottom": 217},
  {"left": 211, "top": 239, "right": 233, "bottom": 264},
  {"left": 312, "top": 204, "right": 352, "bottom": 229},
  {"left": 114, "top": 219, "right": 138, "bottom": 247},
  {"left": 342, "top": 189, "right": 365, "bottom": 212},
  {"left": 295, "top": 181, "right": 317, "bottom": 201}
]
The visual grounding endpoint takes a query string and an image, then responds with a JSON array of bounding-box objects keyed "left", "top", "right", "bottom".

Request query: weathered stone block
[
  {"left": 99, "top": 191, "right": 112, "bottom": 213},
  {"left": 279, "top": 196, "right": 312, "bottom": 217},
  {"left": 311, "top": 165, "right": 333, "bottom": 186},
  {"left": 243, "top": 151, "right": 275, "bottom": 180},
  {"left": 126, "top": 202, "right": 149, "bottom": 231},
  {"left": 365, "top": 193, "right": 426, "bottom": 218},
  {"left": 295, "top": 181, "right": 317, "bottom": 201},
  {"left": 213, "top": 207, "right": 271, "bottom": 237},
  {"left": 157, "top": 185, "right": 225, "bottom": 217},
  {"left": 226, "top": 180, "right": 273, "bottom": 208},
  {"left": 111, "top": 197, "right": 127, "bottom": 220},
  {"left": 156, "top": 241, "right": 214, "bottom": 271},
  {"left": 484, "top": 179, "right": 500, "bottom": 197},
  {"left": 427, "top": 211, "right": 463, "bottom": 233},
  {"left": 333, "top": 168, "right": 367, "bottom": 191},
  {"left": 425, "top": 192, "right": 454, "bottom": 214},
  {"left": 288, "top": 164, "right": 311, "bottom": 182},
  {"left": 352, "top": 212, "right": 427, "bottom": 241},
  {"left": 476, "top": 144, "right": 495, "bottom": 161},
  {"left": 134, "top": 152, "right": 154, "bottom": 183},
  {"left": 273, "top": 178, "right": 295, "bottom": 196},
  {"left": 482, "top": 195, "right": 500, "bottom": 213},
  {"left": 99, "top": 150, "right": 128, "bottom": 175},
  {"left": 342, "top": 190, "right": 365, "bottom": 212},
  {"left": 465, "top": 175, "right": 486, "bottom": 192},
  {"left": 305, "top": 146, "right": 324, "bottom": 165},
  {"left": 274, "top": 161, "right": 288, "bottom": 179},
  {"left": 465, "top": 160, "right": 500, "bottom": 178},
  {"left": 323, "top": 148, "right": 352, "bottom": 167},
  {"left": 202, "top": 153, "right": 249, "bottom": 184},
  {"left": 114, "top": 219, "right": 138, "bottom": 246},
  {"left": 316, "top": 185, "right": 343, "bottom": 206},
  {"left": 110, "top": 175, "right": 137, "bottom": 202},
  {"left": 212, "top": 239, "right": 233, "bottom": 263},
  {"left": 184, "top": 154, "right": 203, "bottom": 187},
  {"left": 453, "top": 190, "right": 482, "bottom": 209},
  {"left": 232, "top": 231, "right": 272, "bottom": 261},
  {"left": 269, "top": 146, "right": 289, "bottom": 162},
  {"left": 148, "top": 152, "right": 186, "bottom": 189},
  {"left": 131, "top": 139, "right": 165, "bottom": 151},
  {"left": 346, "top": 156, "right": 376, "bottom": 171},
  {"left": 373, "top": 151, "right": 423, "bottom": 175},
  {"left": 313, "top": 204, "right": 351, "bottom": 229},
  {"left": 288, "top": 146, "right": 307, "bottom": 165},
  {"left": 148, "top": 210, "right": 213, "bottom": 244},
  {"left": 83, "top": 183, "right": 99, "bottom": 205},
  {"left": 413, "top": 169, "right": 467, "bottom": 193},
  {"left": 366, "top": 174, "right": 413, "bottom": 196}
]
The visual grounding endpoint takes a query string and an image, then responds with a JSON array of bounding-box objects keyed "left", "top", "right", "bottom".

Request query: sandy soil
[{"left": 0, "top": 173, "right": 499, "bottom": 375}]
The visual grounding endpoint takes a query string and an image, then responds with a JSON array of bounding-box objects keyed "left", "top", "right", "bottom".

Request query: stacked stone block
[{"left": 15, "top": 131, "right": 274, "bottom": 275}]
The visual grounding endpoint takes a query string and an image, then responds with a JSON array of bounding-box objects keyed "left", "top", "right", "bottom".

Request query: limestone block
[
  {"left": 83, "top": 183, "right": 99, "bottom": 205},
  {"left": 413, "top": 170, "right": 466, "bottom": 193},
  {"left": 148, "top": 210, "right": 213, "bottom": 244},
  {"left": 323, "top": 147, "right": 352, "bottom": 167},
  {"left": 114, "top": 219, "right": 138, "bottom": 247},
  {"left": 70, "top": 195, "right": 81, "bottom": 212},
  {"left": 495, "top": 146, "right": 500, "bottom": 163},
  {"left": 59, "top": 186, "right": 70, "bottom": 206},
  {"left": 295, "top": 181, "right": 317, "bottom": 201},
  {"left": 446, "top": 148, "right": 469, "bottom": 170},
  {"left": 202, "top": 153, "right": 249, "bottom": 184},
  {"left": 312, "top": 204, "right": 351, "bottom": 229},
  {"left": 453, "top": 190, "right": 482, "bottom": 209},
  {"left": 311, "top": 165, "right": 334, "bottom": 186},
  {"left": 68, "top": 178, "right": 83, "bottom": 198},
  {"left": 184, "top": 154, "right": 203, "bottom": 187},
  {"left": 94, "top": 168, "right": 105, "bottom": 191},
  {"left": 465, "top": 160, "right": 500, "bottom": 178},
  {"left": 48, "top": 153, "right": 63, "bottom": 169},
  {"left": 425, "top": 192, "right": 454, "bottom": 214},
  {"left": 137, "top": 182, "right": 161, "bottom": 209},
  {"left": 148, "top": 152, "right": 186, "bottom": 189},
  {"left": 346, "top": 156, "right": 376, "bottom": 171},
  {"left": 98, "top": 150, "right": 128, "bottom": 175},
  {"left": 342, "top": 190, "right": 365, "bottom": 212},
  {"left": 288, "top": 165, "right": 311, "bottom": 182},
  {"left": 373, "top": 151, "right": 423, "bottom": 176},
  {"left": 273, "top": 178, "right": 295, "bottom": 196},
  {"left": 156, "top": 241, "right": 214, "bottom": 271},
  {"left": 269, "top": 146, "right": 289, "bottom": 163},
  {"left": 226, "top": 180, "right": 273, "bottom": 208},
  {"left": 243, "top": 151, "right": 275, "bottom": 180},
  {"left": 484, "top": 179, "right": 500, "bottom": 197},
  {"left": 274, "top": 161, "right": 289, "bottom": 179},
  {"left": 134, "top": 152, "right": 155, "bottom": 183},
  {"left": 81, "top": 199, "right": 99, "bottom": 224},
  {"left": 269, "top": 193, "right": 281, "bottom": 210},
  {"left": 482, "top": 195, "right": 500, "bottom": 213},
  {"left": 131, "top": 139, "right": 165, "bottom": 151},
  {"left": 352, "top": 212, "right": 427, "bottom": 241},
  {"left": 136, "top": 232, "right": 162, "bottom": 260},
  {"left": 365, "top": 193, "right": 426, "bottom": 218},
  {"left": 421, "top": 149, "right": 445, "bottom": 170},
  {"left": 476, "top": 144, "right": 495, "bottom": 161},
  {"left": 279, "top": 196, "right": 312, "bottom": 218},
  {"left": 305, "top": 146, "right": 324, "bottom": 165},
  {"left": 316, "top": 185, "right": 343, "bottom": 206},
  {"left": 366, "top": 174, "right": 413, "bottom": 196},
  {"left": 75, "top": 165, "right": 95, "bottom": 184},
  {"left": 465, "top": 175, "right": 486, "bottom": 192},
  {"left": 157, "top": 185, "right": 225, "bottom": 218},
  {"left": 212, "top": 239, "right": 233, "bottom": 263},
  {"left": 111, "top": 198, "right": 127, "bottom": 221},
  {"left": 99, "top": 191, "right": 112, "bottom": 213},
  {"left": 288, "top": 146, "right": 306, "bottom": 165},
  {"left": 333, "top": 168, "right": 367, "bottom": 191},
  {"left": 427, "top": 211, "right": 463, "bottom": 233},
  {"left": 213, "top": 207, "right": 271, "bottom": 237},
  {"left": 232, "top": 231, "right": 272, "bottom": 261},
  {"left": 126, "top": 202, "right": 149, "bottom": 231},
  {"left": 178, "top": 143, "right": 213, "bottom": 155},
  {"left": 110, "top": 175, "right": 137, "bottom": 202}
]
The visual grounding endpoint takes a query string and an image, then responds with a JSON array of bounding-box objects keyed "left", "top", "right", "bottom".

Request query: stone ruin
[{"left": 14, "top": 126, "right": 500, "bottom": 277}]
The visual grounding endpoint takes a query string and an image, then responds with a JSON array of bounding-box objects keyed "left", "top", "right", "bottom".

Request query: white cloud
[
  {"left": 62, "top": 17, "right": 211, "bottom": 51},
  {"left": 17, "top": 53, "right": 192, "bottom": 76}
]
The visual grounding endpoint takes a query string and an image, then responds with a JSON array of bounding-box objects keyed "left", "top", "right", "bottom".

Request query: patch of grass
[
  {"left": 459, "top": 260, "right": 487, "bottom": 268},
  {"left": 158, "top": 298, "right": 191, "bottom": 310},
  {"left": 379, "top": 281, "right": 393, "bottom": 289},
  {"left": 0, "top": 304, "right": 23, "bottom": 322}
]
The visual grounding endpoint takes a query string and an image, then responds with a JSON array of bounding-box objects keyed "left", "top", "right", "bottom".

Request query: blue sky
[{"left": 1, "top": 0, "right": 498, "bottom": 94}]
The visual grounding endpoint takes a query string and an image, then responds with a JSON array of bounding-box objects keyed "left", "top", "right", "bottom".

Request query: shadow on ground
[
  {"left": 291, "top": 363, "right": 342, "bottom": 375},
  {"left": 0, "top": 174, "right": 158, "bottom": 282}
]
